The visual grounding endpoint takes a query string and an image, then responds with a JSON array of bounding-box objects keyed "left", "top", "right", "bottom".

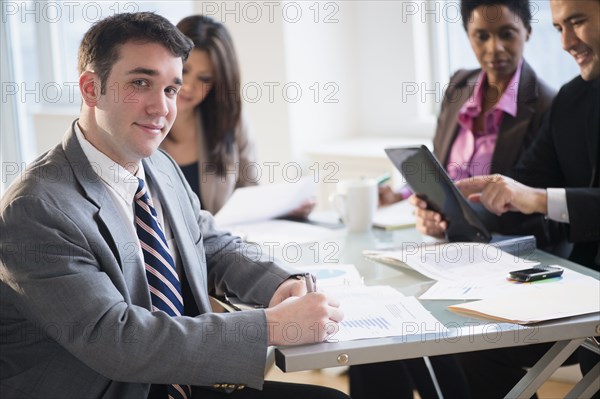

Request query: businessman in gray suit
[{"left": 0, "top": 12, "right": 347, "bottom": 399}]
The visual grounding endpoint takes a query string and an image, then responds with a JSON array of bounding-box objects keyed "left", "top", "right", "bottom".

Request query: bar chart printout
[
  {"left": 341, "top": 316, "right": 391, "bottom": 330},
  {"left": 324, "top": 286, "right": 444, "bottom": 342}
]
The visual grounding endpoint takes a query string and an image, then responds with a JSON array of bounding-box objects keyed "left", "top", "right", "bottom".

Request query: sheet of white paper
[
  {"left": 324, "top": 286, "right": 444, "bottom": 342},
  {"left": 214, "top": 177, "right": 317, "bottom": 226},
  {"left": 448, "top": 279, "right": 600, "bottom": 324},
  {"left": 366, "top": 242, "right": 537, "bottom": 282},
  {"left": 228, "top": 219, "right": 343, "bottom": 245},
  {"left": 420, "top": 268, "right": 599, "bottom": 300},
  {"left": 373, "top": 200, "right": 416, "bottom": 229}
]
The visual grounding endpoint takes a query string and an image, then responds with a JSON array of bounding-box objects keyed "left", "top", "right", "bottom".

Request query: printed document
[
  {"left": 218, "top": 264, "right": 444, "bottom": 342},
  {"left": 324, "top": 285, "right": 444, "bottom": 342},
  {"left": 364, "top": 242, "right": 537, "bottom": 282},
  {"left": 448, "top": 279, "right": 600, "bottom": 324},
  {"left": 214, "top": 177, "right": 317, "bottom": 226},
  {"left": 420, "top": 268, "right": 599, "bottom": 300}
]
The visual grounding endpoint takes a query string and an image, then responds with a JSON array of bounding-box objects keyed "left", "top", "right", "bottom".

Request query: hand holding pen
[{"left": 265, "top": 272, "right": 343, "bottom": 345}]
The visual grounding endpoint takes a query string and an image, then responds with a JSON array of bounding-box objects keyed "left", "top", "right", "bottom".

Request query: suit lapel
[
  {"left": 96, "top": 201, "right": 151, "bottom": 308},
  {"left": 492, "top": 61, "right": 538, "bottom": 174},
  {"left": 437, "top": 108, "right": 462, "bottom": 166},
  {"left": 144, "top": 157, "right": 212, "bottom": 312},
  {"left": 436, "top": 71, "right": 478, "bottom": 165},
  {"left": 62, "top": 122, "right": 150, "bottom": 308},
  {"left": 491, "top": 107, "right": 534, "bottom": 173}
]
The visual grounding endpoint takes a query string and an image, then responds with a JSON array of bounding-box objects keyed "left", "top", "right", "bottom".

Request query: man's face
[
  {"left": 551, "top": 0, "right": 600, "bottom": 81},
  {"left": 91, "top": 41, "right": 183, "bottom": 167}
]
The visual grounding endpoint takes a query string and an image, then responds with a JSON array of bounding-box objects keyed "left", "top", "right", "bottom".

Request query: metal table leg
[
  {"left": 565, "top": 360, "right": 600, "bottom": 398},
  {"left": 505, "top": 338, "right": 585, "bottom": 399}
]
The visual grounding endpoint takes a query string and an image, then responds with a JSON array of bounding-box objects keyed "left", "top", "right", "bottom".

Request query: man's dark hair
[
  {"left": 78, "top": 12, "right": 193, "bottom": 94},
  {"left": 461, "top": 0, "right": 532, "bottom": 31}
]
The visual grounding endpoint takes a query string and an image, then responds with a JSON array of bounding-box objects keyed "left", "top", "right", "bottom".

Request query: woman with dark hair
[
  {"left": 162, "top": 15, "right": 314, "bottom": 216},
  {"left": 160, "top": 15, "right": 249, "bottom": 214},
  {"left": 380, "top": 0, "right": 554, "bottom": 210},
  {"left": 354, "top": 1, "right": 558, "bottom": 398}
]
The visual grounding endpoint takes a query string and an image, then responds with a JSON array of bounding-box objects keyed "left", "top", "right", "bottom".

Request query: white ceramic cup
[{"left": 329, "top": 178, "right": 378, "bottom": 232}]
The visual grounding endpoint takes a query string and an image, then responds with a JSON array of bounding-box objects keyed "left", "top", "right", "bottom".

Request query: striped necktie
[{"left": 134, "top": 178, "right": 191, "bottom": 399}]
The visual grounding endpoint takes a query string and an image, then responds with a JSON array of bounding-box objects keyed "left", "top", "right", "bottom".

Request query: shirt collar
[
  {"left": 495, "top": 58, "right": 523, "bottom": 117},
  {"left": 74, "top": 123, "right": 145, "bottom": 204},
  {"left": 459, "top": 58, "right": 523, "bottom": 121}
]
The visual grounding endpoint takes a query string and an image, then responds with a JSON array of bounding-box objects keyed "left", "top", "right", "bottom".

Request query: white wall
[
  {"left": 282, "top": 1, "right": 360, "bottom": 161},
  {"left": 354, "top": 1, "right": 419, "bottom": 136},
  {"left": 215, "top": 1, "right": 436, "bottom": 173},
  {"left": 220, "top": 3, "right": 294, "bottom": 169}
]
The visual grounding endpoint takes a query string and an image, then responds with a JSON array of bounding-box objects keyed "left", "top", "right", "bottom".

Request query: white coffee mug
[{"left": 329, "top": 178, "right": 378, "bottom": 232}]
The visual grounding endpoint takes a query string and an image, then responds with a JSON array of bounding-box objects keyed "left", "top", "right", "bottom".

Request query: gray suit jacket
[
  {"left": 433, "top": 60, "right": 556, "bottom": 174},
  {"left": 0, "top": 122, "right": 292, "bottom": 398}
]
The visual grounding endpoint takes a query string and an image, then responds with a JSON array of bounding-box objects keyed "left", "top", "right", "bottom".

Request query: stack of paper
[
  {"left": 448, "top": 281, "right": 600, "bottom": 324},
  {"left": 302, "top": 266, "right": 443, "bottom": 343},
  {"left": 363, "top": 241, "right": 600, "bottom": 324},
  {"left": 325, "top": 285, "right": 444, "bottom": 342}
]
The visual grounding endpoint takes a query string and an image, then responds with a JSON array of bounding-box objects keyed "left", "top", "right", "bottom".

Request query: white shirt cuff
[{"left": 546, "top": 188, "right": 569, "bottom": 223}]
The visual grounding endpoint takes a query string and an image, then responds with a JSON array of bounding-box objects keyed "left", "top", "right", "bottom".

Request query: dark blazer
[
  {"left": 0, "top": 122, "right": 292, "bottom": 398},
  {"left": 433, "top": 60, "right": 556, "bottom": 175},
  {"left": 513, "top": 76, "right": 600, "bottom": 270},
  {"left": 432, "top": 61, "right": 568, "bottom": 252}
]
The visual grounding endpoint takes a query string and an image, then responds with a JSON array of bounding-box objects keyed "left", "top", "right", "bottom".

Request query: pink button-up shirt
[{"left": 446, "top": 60, "right": 523, "bottom": 181}]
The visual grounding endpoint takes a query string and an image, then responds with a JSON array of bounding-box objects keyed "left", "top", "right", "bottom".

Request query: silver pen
[{"left": 304, "top": 273, "right": 317, "bottom": 293}]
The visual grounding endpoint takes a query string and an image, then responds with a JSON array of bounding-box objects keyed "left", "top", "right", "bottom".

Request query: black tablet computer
[{"left": 385, "top": 146, "right": 492, "bottom": 243}]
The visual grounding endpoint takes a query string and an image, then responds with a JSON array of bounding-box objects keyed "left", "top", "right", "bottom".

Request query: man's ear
[
  {"left": 79, "top": 71, "right": 100, "bottom": 106},
  {"left": 525, "top": 26, "right": 532, "bottom": 42}
]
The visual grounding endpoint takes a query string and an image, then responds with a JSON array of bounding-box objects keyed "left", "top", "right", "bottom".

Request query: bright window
[
  {"left": 2, "top": 0, "right": 195, "bottom": 172},
  {"left": 442, "top": 0, "right": 579, "bottom": 91},
  {"left": 8, "top": 1, "right": 195, "bottom": 107}
]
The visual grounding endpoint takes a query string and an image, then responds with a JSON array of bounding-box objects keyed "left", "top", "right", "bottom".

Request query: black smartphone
[{"left": 509, "top": 265, "right": 564, "bottom": 282}]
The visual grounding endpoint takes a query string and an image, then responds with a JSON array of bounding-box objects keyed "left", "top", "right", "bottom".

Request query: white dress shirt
[
  {"left": 547, "top": 188, "right": 569, "bottom": 223},
  {"left": 74, "top": 123, "right": 181, "bottom": 272}
]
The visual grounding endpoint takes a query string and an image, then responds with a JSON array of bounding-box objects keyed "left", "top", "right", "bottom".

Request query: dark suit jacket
[
  {"left": 0, "top": 122, "right": 292, "bottom": 398},
  {"left": 433, "top": 60, "right": 556, "bottom": 173},
  {"left": 512, "top": 76, "right": 600, "bottom": 270}
]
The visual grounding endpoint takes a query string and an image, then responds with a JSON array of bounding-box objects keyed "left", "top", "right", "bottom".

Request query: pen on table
[
  {"left": 376, "top": 173, "right": 391, "bottom": 186},
  {"left": 304, "top": 273, "right": 317, "bottom": 293}
]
